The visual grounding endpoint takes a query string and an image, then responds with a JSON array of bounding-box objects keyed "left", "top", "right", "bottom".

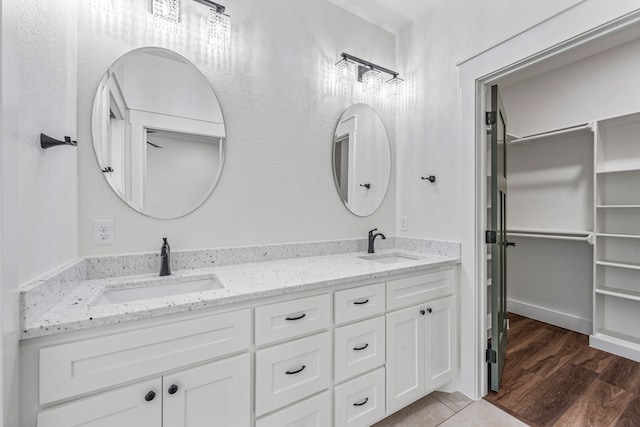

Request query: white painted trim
[
  {"left": 508, "top": 299, "right": 592, "bottom": 335},
  {"left": 590, "top": 333, "right": 640, "bottom": 363},
  {"left": 458, "top": 1, "right": 640, "bottom": 400}
]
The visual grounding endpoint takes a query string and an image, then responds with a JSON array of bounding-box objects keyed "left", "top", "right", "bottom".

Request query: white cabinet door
[
  {"left": 385, "top": 306, "right": 425, "bottom": 414},
  {"left": 424, "top": 296, "right": 457, "bottom": 391},
  {"left": 37, "top": 378, "right": 161, "bottom": 427},
  {"left": 163, "top": 354, "right": 250, "bottom": 427}
]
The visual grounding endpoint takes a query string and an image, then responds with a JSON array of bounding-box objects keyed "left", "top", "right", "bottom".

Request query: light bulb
[
  {"left": 385, "top": 76, "right": 403, "bottom": 100},
  {"left": 152, "top": 0, "right": 179, "bottom": 23},
  {"left": 335, "top": 58, "right": 356, "bottom": 86},
  {"left": 208, "top": 8, "right": 231, "bottom": 50},
  {"left": 362, "top": 68, "right": 382, "bottom": 96}
]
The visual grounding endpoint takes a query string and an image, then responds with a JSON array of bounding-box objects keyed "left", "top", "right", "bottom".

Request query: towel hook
[{"left": 40, "top": 133, "right": 77, "bottom": 149}]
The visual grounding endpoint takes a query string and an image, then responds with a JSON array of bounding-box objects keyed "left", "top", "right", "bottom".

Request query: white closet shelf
[
  {"left": 596, "top": 233, "right": 640, "bottom": 239},
  {"left": 596, "top": 260, "right": 640, "bottom": 271},
  {"left": 596, "top": 286, "right": 640, "bottom": 302},
  {"left": 596, "top": 204, "right": 640, "bottom": 209},
  {"left": 596, "top": 166, "right": 640, "bottom": 175}
]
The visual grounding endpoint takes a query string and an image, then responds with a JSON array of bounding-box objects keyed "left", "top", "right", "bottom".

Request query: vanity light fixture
[
  {"left": 152, "top": 0, "right": 180, "bottom": 23},
  {"left": 335, "top": 56, "right": 357, "bottom": 85},
  {"left": 193, "top": 0, "right": 231, "bottom": 50},
  {"left": 335, "top": 53, "right": 403, "bottom": 99}
]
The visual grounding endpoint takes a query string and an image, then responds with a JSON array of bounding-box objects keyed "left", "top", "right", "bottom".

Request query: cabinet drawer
[
  {"left": 386, "top": 268, "right": 456, "bottom": 311},
  {"left": 335, "top": 316, "right": 385, "bottom": 383},
  {"left": 334, "top": 283, "right": 385, "bottom": 324},
  {"left": 255, "top": 294, "right": 331, "bottom": 346},
  {"left": 334, "top": 368, "right": 385, "bottom": 427},
  {"left": 255, "top": 332, "right": 331, "bottom": 416},
  {"left": 256, "top": 391, "right": 331, "bottom": 427},
  {"left": 39, "top": 309, "right": 251, "bottom": 405}
]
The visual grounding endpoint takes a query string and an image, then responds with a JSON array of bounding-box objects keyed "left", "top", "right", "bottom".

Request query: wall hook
[
  {"left": 421, "top": 175, "right": 436, "bottom": 183},
  {"left": 360, "top": 183, "right": 371, "bottom": 189},
  {"left": 40, "top": 133, "right": 77, "bottom": 149},
  {"left": 102, "top": 167, "right": 114, "bottom": 173}
]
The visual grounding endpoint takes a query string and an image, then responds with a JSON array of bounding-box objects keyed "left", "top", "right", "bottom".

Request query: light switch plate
[{"left": 94, "top": 220, "right": 114, "bottom": 244}]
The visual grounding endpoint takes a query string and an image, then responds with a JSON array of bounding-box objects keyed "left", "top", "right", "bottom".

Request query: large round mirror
[
  {"left": 332, "top": 104, "right": 391, "bottom": 216},
  {"left": 92, "top": 47, "right": 226, "bottom": 219}
]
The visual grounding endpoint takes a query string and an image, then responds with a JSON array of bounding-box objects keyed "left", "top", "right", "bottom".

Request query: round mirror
[
  {"left": 91, "top": 47, "right": 226, "bottom": 219},
  {"left": 332, "top": 104, "right": 391, "bottom": 216}
]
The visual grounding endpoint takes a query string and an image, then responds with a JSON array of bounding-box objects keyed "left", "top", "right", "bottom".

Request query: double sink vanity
[
  {"left": 19, "top": 238, "right": 460, "bottom": 427},
  {"left": 17, "top": 43, "right": 461, "bottom": 427}
]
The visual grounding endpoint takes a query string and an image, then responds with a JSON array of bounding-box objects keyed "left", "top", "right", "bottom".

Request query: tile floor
[{"left": 373, "top": 391, "right": 526, "bottom": 426}]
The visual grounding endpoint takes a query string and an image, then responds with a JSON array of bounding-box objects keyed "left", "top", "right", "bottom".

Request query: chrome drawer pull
[
  {"left": 285, "top": 313, "right": 306, "bottom": 321},
  {"left": 353, "top": 299, "right": 369, "bottom": 305},
  {"left": 285, "top": 365, "right": 306, "bottom": 375},
  {"left": 353, "top": 343, "right": 369, "bottom": 351},
  {"left": 353, "top": 397, "right": 369, "bottom": 407}
]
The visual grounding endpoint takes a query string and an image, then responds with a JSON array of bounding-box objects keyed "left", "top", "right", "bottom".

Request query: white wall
[
  {"left": 394, "top": 0, "right": 586, "bottom": 398},
  {"left": 502, "top": 37, "right": 640, "bottom": 136},
  {"left": 78, "top": 0, "right": 397, "bottom": 255},
  {"left": 394, "top": 0, "right": 584, "bottom": 241},
  {"left": 18, "top": 0, "right": 79, "bottom": 284}
]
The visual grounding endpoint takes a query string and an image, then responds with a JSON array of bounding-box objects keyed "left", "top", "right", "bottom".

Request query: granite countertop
[{"left": 21, "top": 248, "right": 459, "bottom": 339}]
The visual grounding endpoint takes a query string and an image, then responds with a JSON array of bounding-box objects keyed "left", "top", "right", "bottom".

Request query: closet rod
[
  {"left": 508, "top": 122, "right": 593, "bottom": 145},
  {"left": 507, "top": 232, "right": 594, "bottom": 244}
]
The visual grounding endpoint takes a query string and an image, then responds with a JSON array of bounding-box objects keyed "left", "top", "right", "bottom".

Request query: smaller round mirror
[
  {"left": 332, "top": 104, "right": 391, "bottom": 216},
  {"left": 91, "top": 47, "right": 226, "bottom": 219}
]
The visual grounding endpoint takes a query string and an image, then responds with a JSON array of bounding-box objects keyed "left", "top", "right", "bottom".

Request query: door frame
[{"left": 457, "top": 1, "right": 640, "bottom": 400}]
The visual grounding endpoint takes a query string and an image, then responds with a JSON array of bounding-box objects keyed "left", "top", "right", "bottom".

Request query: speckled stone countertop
[{"left": 20, "top": 238, "right": 460, "bottom": 339}]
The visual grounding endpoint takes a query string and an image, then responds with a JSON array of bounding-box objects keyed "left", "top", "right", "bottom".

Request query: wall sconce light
[
  {"left": 152, "top": 0, "right": 180, "bottom": 23},
  {"left": 335, "top": 53, "right": 403, "bottom": 99},
  {"left": 194, "top": 0, "right": 231, "bottom": 50}
]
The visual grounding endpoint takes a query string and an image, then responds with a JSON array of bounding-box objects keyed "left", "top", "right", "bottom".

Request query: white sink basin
[
  {"left": 359, "top": 253, "right": 422, "bottom": 264},
  {"left": 95, "top": 277, "right": 223, "bottom": 306}
]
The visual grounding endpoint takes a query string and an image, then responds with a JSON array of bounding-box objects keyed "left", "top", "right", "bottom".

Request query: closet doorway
[{"left": 483, "top": 15, "right": 640, "bottom": 400}]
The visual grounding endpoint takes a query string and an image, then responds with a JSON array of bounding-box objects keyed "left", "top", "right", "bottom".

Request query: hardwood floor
[{"left": 485, "top": 314, "right": 640, "bottom": 426}]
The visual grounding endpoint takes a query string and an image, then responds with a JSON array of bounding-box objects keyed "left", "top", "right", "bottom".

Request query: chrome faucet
[
  {"left": 367, "top": 229, "right": 386, "bottom": 253},
  {"left": 160, "top": 237, "right": 171, "bottom": 276}
]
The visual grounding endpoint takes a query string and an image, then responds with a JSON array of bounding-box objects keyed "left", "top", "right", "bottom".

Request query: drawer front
[
  {"left": 334, "top": 283, "right": 385, "bottom": 325},
  {"left": 386, "top": 268, "right": 456, "bottom": 311},
  {"left": 334, "top": 368, "right": 385, "bottom": 427},
  {"left": 255, "top": 294, "right": 331, "bottom": 346},
  {"left": 334, "top": 316, "right": 385, "bottom": 383},
  {"left": 255, "top": 391, "right": 331, "bottom": 427},
  {"left": 255, "top": 332, "right": 331, "bottom": 416},
  {"left": 39, "top": 309, "right": 251, "bottom": 405}
]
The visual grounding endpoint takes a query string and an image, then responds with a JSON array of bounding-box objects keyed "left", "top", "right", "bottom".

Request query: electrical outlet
[
  {"left": 400, "top": 216, "right": 408, "bottom": 231},
  {"left": 94, "top": 220, "right": 114, "bottom": 245}
]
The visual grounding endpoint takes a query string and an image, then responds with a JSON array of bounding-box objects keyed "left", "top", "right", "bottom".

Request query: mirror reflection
[
  {"left": 92, "top": 47, "right": 226, "bottom": 219},
  {"left": 332, "top": 104, "right": 391, "bottom": 216}
]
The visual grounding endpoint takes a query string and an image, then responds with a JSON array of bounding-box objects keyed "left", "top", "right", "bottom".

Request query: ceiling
[{"left": 325, "top": 0, "right": 441, "bottom": 34}]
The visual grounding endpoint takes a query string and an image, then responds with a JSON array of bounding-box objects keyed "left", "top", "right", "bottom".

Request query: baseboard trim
[{"left": 507, "top": 299, "right": 592, "bottom": 335}]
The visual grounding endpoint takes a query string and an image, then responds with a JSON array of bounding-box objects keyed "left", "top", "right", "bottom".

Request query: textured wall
[
  {"left": 394, "top": 0, "right": 583, "bottom": 241},
  {"left": 18, "top": 1, "right": 79, "bottom": 283},
  {"left": 77, "top": 0, "right": 397, "bottom": 256}
]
